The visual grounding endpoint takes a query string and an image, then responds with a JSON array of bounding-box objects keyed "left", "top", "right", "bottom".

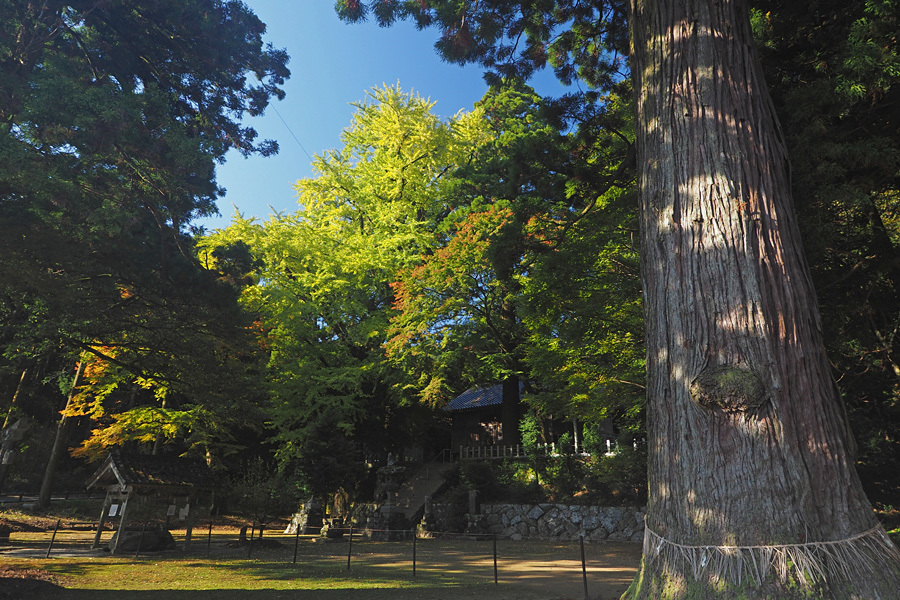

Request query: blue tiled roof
[
  {"left": 445, "top": 381, "right": 524, "bottom": 411},
  {"left": 446, "top": 384, "right": 504, "bottom": 411}
]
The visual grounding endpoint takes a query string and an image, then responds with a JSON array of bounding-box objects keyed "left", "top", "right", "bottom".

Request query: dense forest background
[{"left": 2, "top": 0, "right": 899, "bottom": 511}]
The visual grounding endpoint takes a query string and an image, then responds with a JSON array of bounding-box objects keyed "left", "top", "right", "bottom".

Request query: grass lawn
[{"left": 2, "top": 555, "right": 511, "bottom": 599}]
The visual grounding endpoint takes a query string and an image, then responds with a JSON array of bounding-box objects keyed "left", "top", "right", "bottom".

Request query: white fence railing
[
  {"left": 459, "top": 444, "right": 528, "bottom": 460},
  {"left": 458, "top": 443, "right": 593, "bottom": 460}
]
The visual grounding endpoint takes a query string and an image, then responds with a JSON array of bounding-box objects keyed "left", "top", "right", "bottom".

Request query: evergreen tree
[{"left": 1, "top": 0, "right": 288, "bottom": 500}]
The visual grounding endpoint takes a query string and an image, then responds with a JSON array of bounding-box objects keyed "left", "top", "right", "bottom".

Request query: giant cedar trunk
[{"left": 624, "top": 0, "right": 900, "bottom": 598}]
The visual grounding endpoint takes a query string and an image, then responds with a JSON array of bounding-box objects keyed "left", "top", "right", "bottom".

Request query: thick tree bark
[{"left": 624, "top": 0, "right": 900, "bottom": 597}]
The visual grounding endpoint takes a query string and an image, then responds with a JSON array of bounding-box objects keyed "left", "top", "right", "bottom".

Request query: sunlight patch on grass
[{"left": 3, "top": 557, "right": 469, "bottom": 592}]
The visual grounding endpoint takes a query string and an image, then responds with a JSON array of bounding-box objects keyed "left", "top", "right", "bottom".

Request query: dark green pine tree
[{"left": 0, "top": 0, "right": 288, "bottom": 505}]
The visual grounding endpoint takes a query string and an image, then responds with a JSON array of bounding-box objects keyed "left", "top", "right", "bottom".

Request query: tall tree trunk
[
  {"left": 1, "top": 369, "right": 27, "bottom": 431},
  {"left": 624, "top": 0, "right": 900, "bottom": 597},
  {"left": 0, "top": 369, "right": 29, "bottom": 493},
  {"left": 501, "top": 375, "right": 522, "bottom": 447},
  {"left": 37, "top": 361, "right": 85, "bottom": 509}
]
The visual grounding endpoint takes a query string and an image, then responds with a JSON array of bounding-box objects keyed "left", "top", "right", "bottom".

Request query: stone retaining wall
[
  {"left": 293, "top": 500, "right": 645, "bottom": 543},
  {"left": 431, "top": 502, "right": 645, "bottom": 542}
]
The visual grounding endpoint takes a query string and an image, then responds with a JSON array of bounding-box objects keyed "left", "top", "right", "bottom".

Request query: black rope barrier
[{"left": 5, "top": 516, "right": 619, "bottom": 597}]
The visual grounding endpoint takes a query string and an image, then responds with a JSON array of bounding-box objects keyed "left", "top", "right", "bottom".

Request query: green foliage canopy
[
  {"left": 389, "top": 81, "right": 643, "bottom": 432},
  {"left": 202, "top": 85, "right": 487, "bottom": 491}
]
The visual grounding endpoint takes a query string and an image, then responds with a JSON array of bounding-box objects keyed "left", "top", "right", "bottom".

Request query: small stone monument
[
  {"left": 284, "top": 497, "right": 324, "bottom": 535},
  {"left": 366, "top": 464, "right": 411, "bottom": 541},
  {"left": 417, "top": 495, "right": 437, "bottom": 538},
  {"left": 468, "top": 489, "right": 480, "bottom": 515}
]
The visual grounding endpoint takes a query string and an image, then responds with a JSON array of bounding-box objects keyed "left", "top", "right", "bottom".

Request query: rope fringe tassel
[{"left": 643, "top": 524, "right": 900, "bottom": 587}]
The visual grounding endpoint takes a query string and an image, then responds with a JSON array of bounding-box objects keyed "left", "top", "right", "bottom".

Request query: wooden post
[
  {"left": 183, "top": 499, "right": 194, "bottom": 551},
  {"left": 92, "top": 491, "right": 111, "bottom": 548},
  {"left": 110, "top": 491, "right": 131, "bottom": 556}
]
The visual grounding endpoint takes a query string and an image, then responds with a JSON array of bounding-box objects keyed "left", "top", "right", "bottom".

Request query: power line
[{"left": 271, "top": 104, "right": 314, "bottom": 163}]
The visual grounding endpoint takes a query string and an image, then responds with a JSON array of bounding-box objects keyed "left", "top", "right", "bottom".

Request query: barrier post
[
  {"left": 292, "top": 524, "right": 301, "bottom": 564},
  {"left": 207, "top": 522, "right": 213, "bottom": 554},
  {"left": 413, "top": 534, "right": 417, "bottom": 577},
  {"left": 346, "top": 526, "right": 353, "bottom": 571},
  {"left": 45, "top": 519, "right": 61, "bottom": 558},
  {"left": 492, "top": 534, "right": 498, "bottom": 585},
  {"left": 581, "top": 535, "right": 589, "bottom": 599}
]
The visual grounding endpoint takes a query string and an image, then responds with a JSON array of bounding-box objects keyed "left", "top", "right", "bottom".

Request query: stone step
[{"left": 391, "top": 463, "right": 454, "bottom": 515}]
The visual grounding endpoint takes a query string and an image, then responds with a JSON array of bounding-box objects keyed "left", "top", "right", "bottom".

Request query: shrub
[
  {"left": 582, "top": 443, "right": 647, "bottom": 505},
  {"left": 226, "top": 458, "right": 301, "bottom": 523},
  {"left": 459, "top": 460, "right": 545, "bottom": 503}
]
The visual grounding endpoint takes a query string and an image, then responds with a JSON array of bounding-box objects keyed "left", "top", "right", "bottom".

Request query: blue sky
[{"left": 200, "top": 1, "right": 570, "bottom": 231}]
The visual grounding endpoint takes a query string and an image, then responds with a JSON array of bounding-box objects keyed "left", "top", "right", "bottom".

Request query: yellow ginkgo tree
[{"left": 201, "top": 85, "right": 489, "bottom": 498}]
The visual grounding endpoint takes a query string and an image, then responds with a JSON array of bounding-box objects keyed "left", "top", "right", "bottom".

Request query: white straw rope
[{"left": 643, "top": 522, "right": 900, "bottom": 587}]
